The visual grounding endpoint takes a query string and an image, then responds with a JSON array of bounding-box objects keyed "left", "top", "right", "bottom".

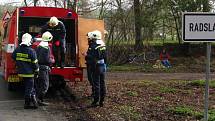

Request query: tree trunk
[
  {"left": 134, "top": 0, "right": 142, "bottom": 50},
  {"left": 33, "top": 0, "right": 38, "bottom": 7},
  {"left": 202, "top": 0, "right": 210, "bottom": 12},
  {"left": 24, "top": 0, "right": 28, "bottom": 6}
]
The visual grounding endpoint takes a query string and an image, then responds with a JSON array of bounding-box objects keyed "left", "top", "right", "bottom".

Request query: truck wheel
[{"left": 49, "top": 75, "right": 66, "bottom": 90}]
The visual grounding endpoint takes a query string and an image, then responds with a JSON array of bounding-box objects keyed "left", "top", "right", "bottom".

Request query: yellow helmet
[
  {"left": 20, "top": 33, "right": 32, "bottom": 46},
  {"left": 42, "top": 31, "right": 53, "bottom": 42}
]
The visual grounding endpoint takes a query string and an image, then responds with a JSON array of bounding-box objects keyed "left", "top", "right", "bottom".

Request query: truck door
[{"left": 78, "top": 17, "right": 104, "bottom": 67}]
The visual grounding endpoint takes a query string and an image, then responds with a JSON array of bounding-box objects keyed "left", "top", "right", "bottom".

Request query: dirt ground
[{"left": 47, "top": 71, "right": 215, "bottom": 121}]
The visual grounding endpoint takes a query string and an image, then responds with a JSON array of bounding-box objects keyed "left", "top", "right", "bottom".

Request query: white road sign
[{"left": 182, "top": 12, "right": 215, "bottom": 42}]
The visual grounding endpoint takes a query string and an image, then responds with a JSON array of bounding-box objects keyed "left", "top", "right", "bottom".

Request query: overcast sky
[{"left": 0, "top": 0, "right": 21, "bottom": 5}]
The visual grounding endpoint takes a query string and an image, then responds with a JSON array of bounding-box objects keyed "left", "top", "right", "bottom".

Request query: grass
[
  {"left": 152, "top": 96, "right": 163, "bottom": 101},
  {"left": 126, "top": 91, "right": 138, "bottom": 97},
  {"left": 167, "top": 106, "right": 215, "bottom": 120},
  {"left": 119, "top": 105, "right": 141, "bottom": 121},
  {"left": 109, "top": 65, "right": 142, "bottom": 72},
  {"left": 160, "top": 87, "right": 177, "bottom": 93},
  {"left": 188, "top": 80, "right": 215, "bottom": 88},
  {"left": 167, "top": 106, "right": 203, "bottom": 119}
]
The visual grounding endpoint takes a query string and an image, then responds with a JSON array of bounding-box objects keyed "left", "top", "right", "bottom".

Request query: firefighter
[
  {"left": 90, "top": 30, "right": 107, "bottom": 107},
  {"left": 12, "top": 33, "right": 39, "bottom": 109},
  {"left": 84, "top": 32, "right": 97, "bottom": 97},
  {"left": 41, "top": 16, "right": 66, "bottom": 68},
  {"left": 35, "top": 31, "right": 54, "bottom": 106}
]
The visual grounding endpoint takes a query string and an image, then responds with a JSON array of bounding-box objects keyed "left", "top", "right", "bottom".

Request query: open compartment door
[{"left": 78, "top": 17, "right": 104, "bottom": 67}]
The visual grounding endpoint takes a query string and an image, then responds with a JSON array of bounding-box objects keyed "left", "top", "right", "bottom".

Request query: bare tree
[{"left": 134, "top": 0, "right": 142, "bottom": 50}]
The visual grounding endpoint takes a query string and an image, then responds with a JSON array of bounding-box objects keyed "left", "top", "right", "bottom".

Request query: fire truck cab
[{"left": 1, "top": 7, "right": 104, "bottom": 90}]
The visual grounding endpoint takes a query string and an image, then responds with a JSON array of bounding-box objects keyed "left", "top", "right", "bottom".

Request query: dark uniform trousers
[
  {"left": 87, "top": 64, "right": 95, "bottom": 96},
  {"left": 24, "top": 77, "right": 36, "bottom": 99},
  {"left": 93, "top": 64, "right": 106, "bottom": 103},
  {"left": 35, "top": 65, "right": 50, "bottom": 98}
]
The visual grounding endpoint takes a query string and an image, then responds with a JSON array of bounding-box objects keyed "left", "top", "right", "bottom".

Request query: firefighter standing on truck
[
  {"left": 41, "top": 16, "right": 66, "bottom": 68},
  {"left": 35, "top": 31, "right": 54, "bottom": 106},
  {"left": 89, "top": 30, "right": 107, "bottom": 107},
  {"left": 12, "top": 33, "right": 39, "bottom": 109}
]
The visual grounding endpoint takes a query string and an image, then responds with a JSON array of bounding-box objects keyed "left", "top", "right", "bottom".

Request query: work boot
[
  {"left": 99, "top": 98, "right": 104, "bottom": 107},
  {"left": 31, "top": 95, "right": 38, "bottom": 109},
  {"left": 38, "top": 94, "right": 49, "bottom": 106},
  {"left": 91, "top": 101, "right": 98, "bottom": 107},
  {"left": 24, "top": 98, "right": 32, "bottom": 109}
]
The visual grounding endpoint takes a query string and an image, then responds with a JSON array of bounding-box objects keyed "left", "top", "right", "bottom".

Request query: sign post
[
  {"left": 182, "top": 12, "right": 215, "bottom": 121},
  {"left": 205, "top": 42, "right": 211, "bottom": 121}
]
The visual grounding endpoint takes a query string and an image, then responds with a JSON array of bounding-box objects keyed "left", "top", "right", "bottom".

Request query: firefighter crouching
[
  {"left": 90, "top": 30, "right": 107, "bottom": 107},
  {"left": 12, "top": 33, "right": 39, "bottom": 109},
  {"left": 35, "top": 31, "right": 54, "bottom": 106},
  {"left": 41, "top": 16, "right": 66, "bottom": 68}
]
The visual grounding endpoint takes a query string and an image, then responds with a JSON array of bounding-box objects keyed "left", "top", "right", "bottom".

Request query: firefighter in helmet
[
  {"left": 41, "top": 16, "right": 66, "bottom": 68},
  {"left": 35, "top": 31, "right": 54, "bottom": 106},
  {"left": 85, "top": 31, "right": 97, "bottom": 98},
  {"left": 90, "top": 30, "right": 107, "bottom": 107},
  {"left": 12, "top": 33, "right": 39, "bottom": 109}
]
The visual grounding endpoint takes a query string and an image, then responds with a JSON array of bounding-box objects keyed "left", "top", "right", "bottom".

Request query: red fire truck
[{"left": 1, "top": 7, "right": 104, "bottom": 90}]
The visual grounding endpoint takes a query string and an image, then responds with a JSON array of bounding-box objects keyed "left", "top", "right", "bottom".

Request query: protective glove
[{"left": 54, "top": 40, "right": 60, "bottom": 46}]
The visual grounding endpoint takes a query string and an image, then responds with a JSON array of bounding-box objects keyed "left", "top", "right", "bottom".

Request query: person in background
[
  {"left": 41, "top": 16, "right": 66, "bottom": 68},
  {"left": 12, "top": 33, "right": 39, "bottom": 109},
  {"left": 159, "top": 48, "right": 171, "bottom": 68},
  {"left": 35, "top": 31, "right": 54, "bottom": 106}
]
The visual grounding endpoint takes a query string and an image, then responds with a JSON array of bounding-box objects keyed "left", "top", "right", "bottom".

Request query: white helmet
[
  {"left": 49, "top": 16, "right": 59, "bottom": 26},
  {"left": 87, "top": 32, "right": 94, "bottom": 40},
  {"left": 42, "top": 31, "right": 53, "bottom": 42},
  {"left": 20, "top": 33, "right": 32, "bottom": 46},
  {"left": 91, "top": 30, "right": 102, "bottom": 40}
]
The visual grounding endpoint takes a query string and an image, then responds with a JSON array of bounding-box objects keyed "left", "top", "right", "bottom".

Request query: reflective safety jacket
[
  {"left": 95, "top": 43, "right": 107, "bottom": 64},
  {"left": 36, "top": 46, "right": 52, "bottom": 66},
  {"left": 12, "top": 45, "right": 39, "bottom": 77},
  {"left": 85, "top": 41, "right": 97, "bottom": 65}
]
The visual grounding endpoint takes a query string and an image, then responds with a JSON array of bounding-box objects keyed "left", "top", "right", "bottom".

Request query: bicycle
[{"left": 128, "top": 51, "right": 158, "bottom": 65}]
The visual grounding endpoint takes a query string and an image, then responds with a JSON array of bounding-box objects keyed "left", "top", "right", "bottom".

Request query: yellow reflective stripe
[
  {"left": 16, "top": 53, "right": 28, "bottom": 58},
  {"left": 16, "top": 57, "right": 31, "bottom": 62},
  {"left": 95, "top": 45, "right": 106, "bottom": 50},
  {"left": 95, "top": 46, "right": 101, "bottom": 50},
  {"left": 18, "top": 74, "right": 34, "bottom": 77},
  {"left": 99, "top": 47, "right": 106, "bottom": 50},
  {"left": 32, "top": 59, "right": 38, "bottom": 63}
]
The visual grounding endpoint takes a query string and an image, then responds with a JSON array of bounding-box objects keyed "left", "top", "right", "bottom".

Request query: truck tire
[{"left": 49, "top": 75, "right": 66, "bottom": 90}]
